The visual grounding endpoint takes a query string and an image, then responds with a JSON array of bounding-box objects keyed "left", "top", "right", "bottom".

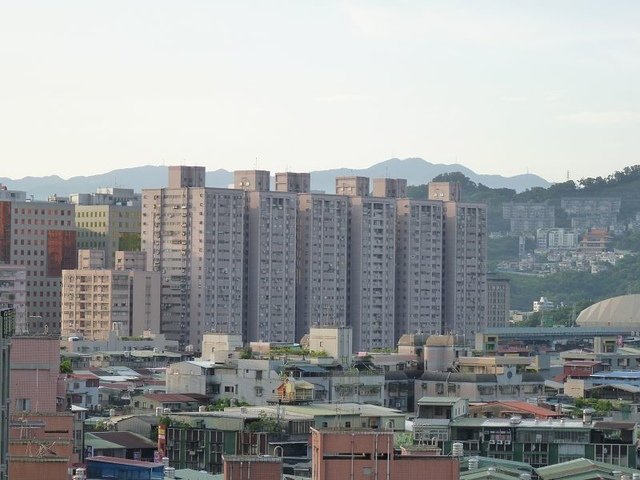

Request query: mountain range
[{"left": 0, "top": 158, "right": 549, "bottom": 199}]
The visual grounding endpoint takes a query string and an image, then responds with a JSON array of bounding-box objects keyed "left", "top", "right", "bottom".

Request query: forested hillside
[
  {"left": 407, "top": 166, "right": 640, "bottom": 232},
  {"left": 406, "top": 166, "right": 640, "bottom": 312}
]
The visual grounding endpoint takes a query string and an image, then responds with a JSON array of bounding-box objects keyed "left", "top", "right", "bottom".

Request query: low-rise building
[
  {"left": 468, "top": 401, "right": 563, "bottom": 420},
  {"left": 311, "top": 428, "right": 460, "bottom": 480},
  {"left": 89, "top": 349, "right": 185, "bottom": 369},
  {"left": 416, "top": 356, "right": 545, "bottom": 403},
  {"left": 85, "top": 456, "right": 165, "bottom": 480},
  {"left": 131, "top": 393, "right": 208, "bottom": 413},
  {"left": 66, "top": 372, "right": 101, "bottom": 410},
  {"left": 536, "top": 457, "right": 640, "bottom": 480},
  {"left": 85, "top": 431, "right": 157, "bottom": 462},
  {"left": 64, "top": 330, "right": 179, "bottom": 354},
  {"left": 223, "top": 455, "right": 282, "bottom": 480},
  {"left": 413, "top": 397, "right": 469, "bottom": 443},
  {"left": 167, "top": 357, "right": 388, "bottom": 408},
  {"left": 164, "top": 403, "right": 406, "bottom": 475},
  {"left": 446, "top": 417, "right": 637, "bottom": 470}
]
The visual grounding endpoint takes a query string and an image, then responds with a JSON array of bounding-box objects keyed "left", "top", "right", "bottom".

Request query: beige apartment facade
[
  {"left": 142, "top": 166, "right": 246, "bottom": 347},
  {"left": 61, "top": 250, "right": 160, "bottom": 340},
  {"left": 275, "top": 172, "right": 310, "bottom": 194}
]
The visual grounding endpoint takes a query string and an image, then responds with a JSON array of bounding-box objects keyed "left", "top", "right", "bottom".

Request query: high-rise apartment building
[
  {"left": 347, "top": 195, "right": 396, "bottom": 351},
  {"left": 296, "top": 193, "right": 349, "bottom": 338},
  {"left": 142, "top": 167, "right": 245, "bottom": 347},
  {"left": 61, "top": 250, "right": 160, "bottom": 340},
  {"left": 429, "top": 183, "right": 487, "bottom": 342},
  {"left": 275, "top": 172, "right": 310, "bottom": 194},
  {"left": 245, "top": 187, "right": 297, "bottom": 343},
  {"left": 487, "top": 275, "right": 510, "bottom": 329},
  {"left": 394, "top": 199, "right": 444, "bottom": 341},
  {"left": 73, "top": 188, "right": 141, "bottom": 268},
  {"left": 0, "top": 197, "right": 77, "bottom": 334}
]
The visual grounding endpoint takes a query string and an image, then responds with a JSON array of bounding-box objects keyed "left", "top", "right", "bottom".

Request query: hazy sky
[{"left": 1, "top": 1, "right": 639, "bottom": 183}]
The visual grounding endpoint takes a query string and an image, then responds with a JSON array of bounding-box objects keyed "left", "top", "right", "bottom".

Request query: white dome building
[{"left": 576, "top": 294, "right": 640, "bottom": 328}]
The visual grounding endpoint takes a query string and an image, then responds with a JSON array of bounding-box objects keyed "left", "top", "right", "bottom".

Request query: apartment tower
[
  {"left": 487, "top": 275, "right": 510, "bottom": 329},
  {"left": 142, "top": 166, "right": 245, "bottom": 347},
  {"left": 241, "top": 171, "right": 297, "bottom": 343},
  {"left": 0, "top": 195, "right": 77, "bottom": 334},
  {"left": 428, "top": 182, "right": 487, "bottom": 342},
  {"left": 394, "top": 197, "right": 444, "bottom": 341},
  {"left": 342, "top": 177, "right": 397, "bottom": 351},
  {"left": 296, "top": 191, "right": 349, "bottom": 339}
]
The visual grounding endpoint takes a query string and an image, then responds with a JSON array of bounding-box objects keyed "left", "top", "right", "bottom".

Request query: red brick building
[
  {"left": 8, "top": 335, "right": 76, "bottom": 479},
  {"left": 223, "top": 455, "right": 282, "bottom": 480},
  {"left": 311, "top": 428, "right": 459, "bottom": 480}
]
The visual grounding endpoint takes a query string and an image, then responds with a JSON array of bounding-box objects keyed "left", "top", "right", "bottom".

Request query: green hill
[
  {"left": 406, "top": 166, "right": 640, "bottom": 312},
  {"left": 504, "top": 253, "right": 640, "bottom": 311},
  {"left": 407, "top": 166, "right": 640, "bottom": 232}
]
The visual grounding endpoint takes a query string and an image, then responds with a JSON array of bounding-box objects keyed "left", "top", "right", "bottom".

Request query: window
[
  {"left": 224, "top": 385, "right": 235, "bottom": 393},
  {"left": 255, "top": 387, "right": 263, "bottom": 397},
  {"left": 16, "top": 398, "right": 31, "bottom": 411}
]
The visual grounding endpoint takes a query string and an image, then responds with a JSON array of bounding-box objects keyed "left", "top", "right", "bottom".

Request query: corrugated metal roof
[
  {"left": 536, "top": 457, "right": 640, "bottom": 479},
  {"left": 91, "top": 431, "right": 157, "bottom": 449}
]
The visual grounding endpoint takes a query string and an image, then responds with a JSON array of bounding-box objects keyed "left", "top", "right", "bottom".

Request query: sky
[{"left": 1, "top": 1, "right": 639, "bottom": 183}]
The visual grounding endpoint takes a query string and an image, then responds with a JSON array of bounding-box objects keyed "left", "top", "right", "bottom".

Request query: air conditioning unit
[
  {"left": 505, "top": 440, "right": 511, "bottom": 445},
  {"left": 489, "top": 440, "right": 495, "bottom": 445},
  {"left": 496, "top": 440, "right": 503, "bottom": 445}
]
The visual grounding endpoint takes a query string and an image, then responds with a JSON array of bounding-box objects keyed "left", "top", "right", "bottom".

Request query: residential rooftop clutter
[
  {"left": 413, "top": 396, "right": 638, "bottom": 470},
  {"left": 159, "top": 402, "right": 406, "bottom": 476}
]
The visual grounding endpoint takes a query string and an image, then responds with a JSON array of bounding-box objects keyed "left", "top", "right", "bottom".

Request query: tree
[{"left": 60, "top": 358, "right": 73, "bottom": 374}]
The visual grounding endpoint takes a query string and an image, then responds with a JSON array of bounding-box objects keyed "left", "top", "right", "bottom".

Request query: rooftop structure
[
  {"left": 576, "top": 294, "right": 640, "bottom": 328},
  {"left": 311, "top": 428, "right": 460, "bottom": 480}
]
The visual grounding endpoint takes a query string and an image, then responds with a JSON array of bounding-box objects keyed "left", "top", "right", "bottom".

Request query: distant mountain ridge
[{"left": 0, "top": 158, "right": 549, "bottom": 199}]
